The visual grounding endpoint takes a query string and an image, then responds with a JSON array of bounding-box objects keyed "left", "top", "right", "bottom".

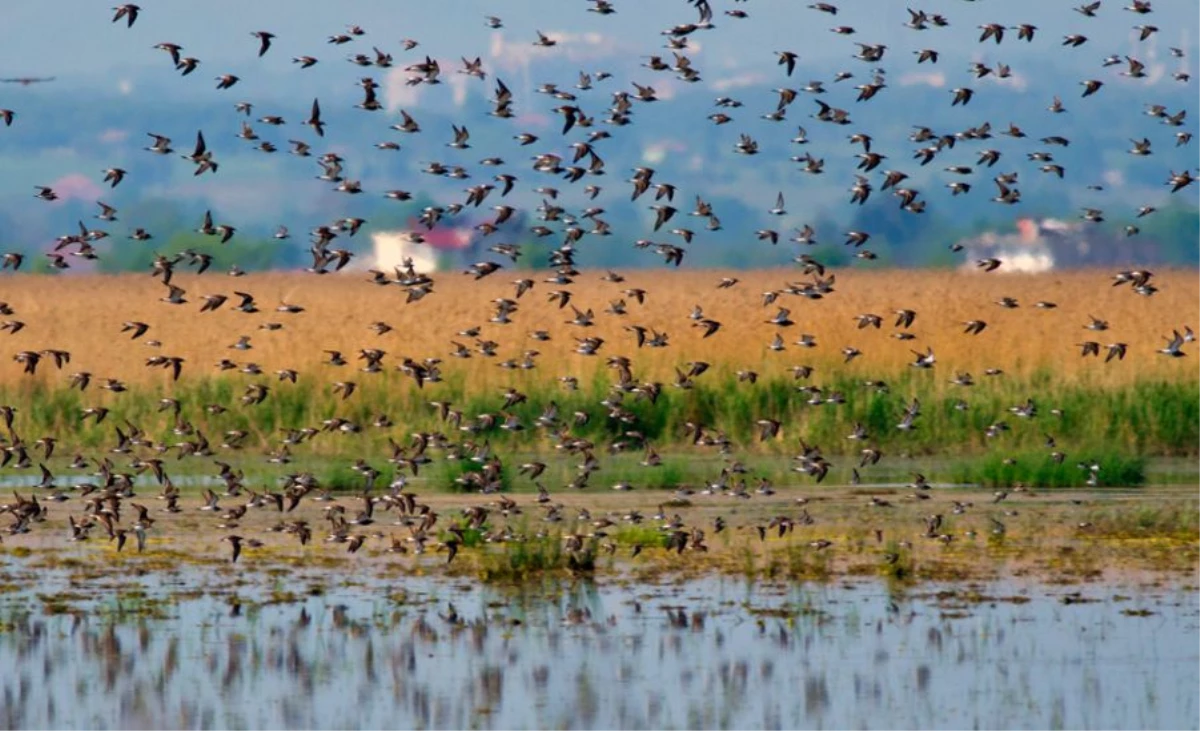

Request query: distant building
[
  {"left": 364, "top": 220, "right": 475, "bottom": 274},
  {"left": 957, "top": 217, "right": 1138, "bottom": 272},
  {"left": 367, "top": 231, "right": 439, "bottom": 274}
]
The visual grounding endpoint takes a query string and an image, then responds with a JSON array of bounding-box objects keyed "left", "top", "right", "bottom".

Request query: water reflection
[{"left": 0, "top": 570, "right": 1195, "bottom": 730}]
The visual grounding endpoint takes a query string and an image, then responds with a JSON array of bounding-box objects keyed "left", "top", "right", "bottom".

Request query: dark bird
[
  {"left": 252, "top": 31, "right": 275, "bottom": 57},
  {"left": 112, "top": 4, "right": 140, "bottom": 27},
  {"left": 305, "top": 98, "right": 325, "bottom": 137}
]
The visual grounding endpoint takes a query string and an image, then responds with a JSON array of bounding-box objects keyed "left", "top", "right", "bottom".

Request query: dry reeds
[{"left": 0, "top": 269, "right": 1194, "bottom": 387}]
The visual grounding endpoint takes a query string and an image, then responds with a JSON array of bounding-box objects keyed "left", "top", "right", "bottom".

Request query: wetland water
[{"left": 0, "top": 565, "right": 1195, "bottom": 730}]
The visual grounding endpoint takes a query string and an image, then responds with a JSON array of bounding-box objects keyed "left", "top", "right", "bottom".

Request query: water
[{"left": 0, "top": 562, "right": 1195, "bottom": 731}]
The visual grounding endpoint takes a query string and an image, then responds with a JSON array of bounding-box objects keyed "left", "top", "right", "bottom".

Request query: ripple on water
[{"left": 0, "top": 565, "right": 1196, "bottom": 730}]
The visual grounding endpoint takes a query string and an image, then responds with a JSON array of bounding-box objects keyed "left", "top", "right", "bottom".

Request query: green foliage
[
  {"left": 476, "top": 533, "right": 599, "bottom": 582},
  {"left": 948, "top": 452, "right": 1146, "bottom": 488},
  {"left": 440, "top": 522, "right": 489, "bottom": 548},
  {"left": 0, "top": 372, "right": 1194, "bottom": 467},
  {"left": 318, "top": 462, "right": 394, "bottom": 492},
  {"left": 433, "top": 458, "right": 514, "bottom": 493},
  {"left": 608, "top": 525, "right": 670, "bottom": 549},
  {"left": 1137, "top": 203, "right": 1200, "bottom": 267}
]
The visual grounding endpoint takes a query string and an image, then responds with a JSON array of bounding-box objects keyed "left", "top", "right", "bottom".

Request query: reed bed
[
  {"left": 0, "top": 269, "right": 1195, "bottom": 384},
  {"left": 0, "top": 269, "right": 1193, "bottom": 460}
]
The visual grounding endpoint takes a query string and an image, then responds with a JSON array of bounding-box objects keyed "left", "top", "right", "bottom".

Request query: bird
[
  {"left": 1159, "top": 331, "right": 1188, "bottom": 358},
  {"left": 111, "top": 4, "right": 140, "bottom": 27},
  {"left": 251, "top": 31, "right": 275, "bottom": 57},
  {"left": 102, "top": 168, "right": 126, "bottom": 188},
  {"left": 222, "top": 535, "right": 244, "bottom": 563},
  {"left": 305, "top": 98, "right": 325, "bottom": 137}
]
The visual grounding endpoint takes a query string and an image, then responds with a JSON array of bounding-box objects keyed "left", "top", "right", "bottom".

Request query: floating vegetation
[{"left": 475, "top": 534, "right": 600, "bottom": 583}]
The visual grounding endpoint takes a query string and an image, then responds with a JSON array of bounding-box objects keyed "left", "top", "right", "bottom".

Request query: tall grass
[
  {"left": 0, "top": 270, "right": 1192, "bottom": 467},
  {"left": 1, "top": 270, "right": 1194, "bottom": 387},
  {"left": 0, "top": 370, "right": 1193, "bottom": 460},
  {"left": 947, "top": 452, "right": 1147, "bottom": 488}
]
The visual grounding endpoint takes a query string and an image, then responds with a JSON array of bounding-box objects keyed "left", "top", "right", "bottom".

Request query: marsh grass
[
  {"left": 320, "top": 463, "right": 388, "bottom": 491},
  {"left": 949, "top": 452, "right": 1147, "bottom": 488},
  {"left": 476, "top": 533, "right": 599, "bottom": 583},
  {"left": 586, "top": 459, "right": 690, "bottom": 491},
  {"left": 608, "top": 524, "right": 670, "bottom": 549},
  {"left": 0, "top": 271, "right": 1193, "bottom": 490},
  {"left": 435, "top": 459, "right": 514, "bottom": 493},
  {"left": 439, "top": 520, "right": 489, "bottom": 548},
  {"left": 3, "top": 270, "right": 1193, "bottom": 385},
  {"left": 781, "top": 544, "right": 834, "bottom": 581},
  {"left": 0, "top": 372, "right": 1193, "bottom": 463},
  {"left": 1083, "top": 502, "right": 1200, "bottom": 541},
  {"left": 881, "top": 541, "right": 915, "bottom": 581},
  {"left": 37, "top": 593, "right": 80, "bottom": 616},
  {"left": 120, "top": 590, "right": 168, "bottom": 611}
]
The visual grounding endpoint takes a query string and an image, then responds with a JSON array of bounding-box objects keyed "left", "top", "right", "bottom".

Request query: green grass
[
  {"left": 321, "top": 463, "right": 388, "bottom": 491},
  {"left": 0, "top": 372, "right": 1194, "bottom": 465},
  {"left": 439, "top": 522, "right": 489, "bottom": 548},
  {"left": 608, "top": 524, "right": 670, "bottom": 549},
  {"left": 948, "top": 452, "right": 1148, "bottom": 488}
]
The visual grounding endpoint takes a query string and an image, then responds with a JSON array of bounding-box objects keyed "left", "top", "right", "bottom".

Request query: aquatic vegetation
[
  {"left": 780, "top": 544, "right": 835, "bottom": 581},
  {"left": 0, "top": 365, "right": 1194, "bottom": 468},
  {"left": 1082, "top": 502, "right": 1200, "bottom": 541},
  {"left": 880, "top": 541, "right": 915, "bottom": 582},
  {"left": 948, "top": 452, "right": 1147, "bottom": 488},
  {"left": 474, "top": 533, "right": 600, "bottom": 582},
  {"left": 608, "top": 524, "right": 670, "bottom": 549}
]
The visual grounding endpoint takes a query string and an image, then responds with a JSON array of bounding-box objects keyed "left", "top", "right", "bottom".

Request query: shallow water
[{"left": 0, "top": 562, "right": 1195, "bottom": 731}]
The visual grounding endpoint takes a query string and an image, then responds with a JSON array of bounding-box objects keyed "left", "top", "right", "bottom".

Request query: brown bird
[
  {"left": 112, "top": 4, "right": 140, "bottom": 27},
  {"left": 222, "top": 535, "right": 244, "bottom": 563}
]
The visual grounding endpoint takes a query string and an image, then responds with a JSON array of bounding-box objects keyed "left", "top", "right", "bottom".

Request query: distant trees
[
  {"left": 1138, "top": 203, "right": 1200, "bottom": 267},
  {"left": 95, "top": 231, "right": 302, "bottom": 274}
]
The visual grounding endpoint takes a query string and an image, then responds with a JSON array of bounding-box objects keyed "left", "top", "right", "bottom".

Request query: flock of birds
[{"left": 0, "top": 1, "right": 1194, "bottom": 567}]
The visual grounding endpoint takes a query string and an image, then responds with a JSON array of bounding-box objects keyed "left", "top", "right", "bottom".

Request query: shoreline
[{"left": 3, "top": 484, "right": 1195, "bottom": 594}]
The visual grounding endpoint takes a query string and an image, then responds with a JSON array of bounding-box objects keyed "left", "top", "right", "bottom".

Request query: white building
[
  {"left": 957, "top": 217, "right": 1129, "bottom": 273},
  {"left": 367, "top": 231, "right": 440, "bottom": 273}
]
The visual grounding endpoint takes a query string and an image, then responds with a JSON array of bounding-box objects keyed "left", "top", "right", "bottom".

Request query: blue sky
[
  {"left": 4, "top": 0, "right": 1193, "bottom": 96},
  {"left": 0, "top": 0, "right": 1194, "bottom": 261}
]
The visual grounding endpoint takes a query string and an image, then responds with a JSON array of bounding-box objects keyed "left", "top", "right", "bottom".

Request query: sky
[
  {"left": 0, "top": 0, "right": 1195, "bottom": 268},
  {"left": 2, "top": 0, "right": 1194, "bottom": 99}
]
